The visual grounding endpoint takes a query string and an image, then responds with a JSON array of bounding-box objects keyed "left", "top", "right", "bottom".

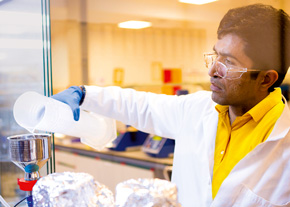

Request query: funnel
[{"left": 8, "top": 133, "right": 51, "bottom": 181}]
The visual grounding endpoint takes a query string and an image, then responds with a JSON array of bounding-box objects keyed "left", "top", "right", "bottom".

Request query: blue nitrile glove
[{"left": 51, "top": 86, "right": 83, "bottom": 121}]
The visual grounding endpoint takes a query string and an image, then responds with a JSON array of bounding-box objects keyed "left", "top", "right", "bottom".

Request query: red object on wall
[{"left": 163, "top": 69, "right": 172, "bottom": 83}]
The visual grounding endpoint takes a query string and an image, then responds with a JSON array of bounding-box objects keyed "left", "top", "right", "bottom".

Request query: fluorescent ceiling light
[
  {"left": 179, "top": 0, "right": 218, "bottom": 5},
  {"left": 118, "top": 21, "right": 152, "bottom": 29}
]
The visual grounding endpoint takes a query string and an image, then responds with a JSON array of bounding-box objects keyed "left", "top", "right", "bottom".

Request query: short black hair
[{"left": 217, "top": 4, "right": 290, "bottom": 92}]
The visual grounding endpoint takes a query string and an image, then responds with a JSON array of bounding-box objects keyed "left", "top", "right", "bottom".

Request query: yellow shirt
[{"left": 212, "top": 88, "right": 285, "bottom": 198}]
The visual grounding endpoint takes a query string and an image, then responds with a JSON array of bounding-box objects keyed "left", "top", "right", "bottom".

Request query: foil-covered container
[
  {"left": 115, "top": 178, "right": 181, "bottom": 207},
  {"left": 32, "top": 172, "right": 115, "bottom": 207}
]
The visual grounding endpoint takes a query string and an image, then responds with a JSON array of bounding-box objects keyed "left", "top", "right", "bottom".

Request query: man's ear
[{"left": 259, "top": 70, "right": 279, "bottom": 91}]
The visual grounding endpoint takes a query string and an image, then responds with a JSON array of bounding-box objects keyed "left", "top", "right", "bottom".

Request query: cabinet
[{"left": 55, "top": 150, "right": 154, "bottom": 193}]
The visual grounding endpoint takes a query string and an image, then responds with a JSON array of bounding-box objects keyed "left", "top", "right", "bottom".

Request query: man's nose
[{"left": 208, "top": 62, "right": 217, "bottom": 77}]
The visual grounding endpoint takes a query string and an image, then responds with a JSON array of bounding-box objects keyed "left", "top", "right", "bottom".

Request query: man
[{"left": 52, "top": 4, "right": 290, "bottom": 206}]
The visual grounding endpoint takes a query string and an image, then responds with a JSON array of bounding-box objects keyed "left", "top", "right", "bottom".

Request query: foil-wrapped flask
[
  {"left": 115, "top": 178, "right": 181, "bottom": 207},
  {"left": 32, "top": 172, "right": 115, "bottom": 207}
]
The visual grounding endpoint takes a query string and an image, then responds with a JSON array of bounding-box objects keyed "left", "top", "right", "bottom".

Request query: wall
[
  {"left": 87, "top": 24, "right": 208, "bottom": 86},
  {"left": 282, "top": 0, "right": 290, "bottom": 84},
  {"left": 51, "top": 20, "right": 83, "bottom": 91},
  {"left": 51, "top": 20, "right": 213, "bottom": 92}
]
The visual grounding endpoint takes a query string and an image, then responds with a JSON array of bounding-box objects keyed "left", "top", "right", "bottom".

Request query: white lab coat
[{"left": 81, "top": 86, "right": 290, "bottom": 207}]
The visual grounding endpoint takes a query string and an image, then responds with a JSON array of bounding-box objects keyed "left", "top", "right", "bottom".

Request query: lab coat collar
[{"left": 266, "top": 96, "right": 290, "bottom": 142}]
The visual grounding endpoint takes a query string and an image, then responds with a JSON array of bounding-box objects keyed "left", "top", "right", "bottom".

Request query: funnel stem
[
  {"left": 26, "top": 194, "right": 33, "bottom": 207},
  {"left": 25, "top": 171, "right": 40, "bottom": 181}
]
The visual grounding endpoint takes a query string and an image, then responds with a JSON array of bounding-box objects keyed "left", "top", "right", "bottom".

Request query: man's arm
[{"left": 80, "top": 86, "right": 183, "bottom": 138}]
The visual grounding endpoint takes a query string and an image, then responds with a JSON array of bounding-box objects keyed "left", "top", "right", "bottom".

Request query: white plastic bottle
[{"left": 13, "top": 91, "right": 117, "bottom": 150}]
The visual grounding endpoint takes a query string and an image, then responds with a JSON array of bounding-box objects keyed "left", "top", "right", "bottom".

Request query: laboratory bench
[{"left": 54, "top": 139, "right": 173, "bottom": 193}]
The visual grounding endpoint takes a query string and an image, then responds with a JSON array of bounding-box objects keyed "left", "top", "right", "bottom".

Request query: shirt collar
[
  {"left": 215, "top": 88, "right": 283, "bottom": 122},
  {"left": 215, "top": 104, "right": 228, "bottom": 114},
  {"left": 247, "top": 88, "right": 282, "bottom": 122}
]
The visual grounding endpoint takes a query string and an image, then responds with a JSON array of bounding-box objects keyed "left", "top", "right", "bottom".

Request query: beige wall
[
  {"left": 282, "top": 0, "right": 290, "bottom": 84},
  {"left": 87, "top": 24, "right": 208, "bottom": 85},
  {"left": 51, "top": 20, "right": 215, "bottom": 92},
  {"left": 51, "top": 20, "right": 83, "bottom": 92}
]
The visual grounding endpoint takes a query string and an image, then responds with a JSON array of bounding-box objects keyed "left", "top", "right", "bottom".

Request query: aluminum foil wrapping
[
  {"left": 115, "top": 178, "right": 181, "bottom": 207},
  {"left": 32, "top": 172, "right": 115, "bottom": 207}
]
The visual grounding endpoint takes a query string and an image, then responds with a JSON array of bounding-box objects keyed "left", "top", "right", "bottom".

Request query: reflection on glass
[{"left": 0, "top": 0, "right": 53, "bottom": 205}]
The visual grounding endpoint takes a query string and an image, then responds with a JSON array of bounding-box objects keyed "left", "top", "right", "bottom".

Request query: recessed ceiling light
[
  {"left": 118, "top": 21, "right": 152, "bottom": 29},
  {"left": 54, "top": 133, "right": 66, "bottom": 138},
  {"left": 179, "top": 0, "right": 218, "bottom": 5}
]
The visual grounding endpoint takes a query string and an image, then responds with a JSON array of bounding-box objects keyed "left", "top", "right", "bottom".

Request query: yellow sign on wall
[{"left": 113, "top": 68, "right": 124, "bottom": 85}]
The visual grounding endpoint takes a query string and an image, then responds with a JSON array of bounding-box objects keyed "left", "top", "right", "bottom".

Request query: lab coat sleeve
[{"left": 80, "top": 86, "right": 187, "bottom": 138}]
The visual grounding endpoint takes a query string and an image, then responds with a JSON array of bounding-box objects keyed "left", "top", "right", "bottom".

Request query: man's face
[{"left": 209, "top": 33, "right": 261, "bottom": 107}]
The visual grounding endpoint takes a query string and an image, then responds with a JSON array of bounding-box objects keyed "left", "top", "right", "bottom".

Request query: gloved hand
[{"left": 51, "top": 86, "right": 83, "bottom": 121}]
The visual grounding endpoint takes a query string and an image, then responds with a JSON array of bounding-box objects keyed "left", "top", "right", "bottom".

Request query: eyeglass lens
[
  {"left": 204, "top": 54, "right": 226, "bottom": 77},
  {"left": 215, "top": 62, "right": 227, "bottom": 77},
  {"left": 204, "top": 54, "right": 216, "bottom": 69},
  {"left": 204, "top": 54, "right": 243, "bottom": 79}
]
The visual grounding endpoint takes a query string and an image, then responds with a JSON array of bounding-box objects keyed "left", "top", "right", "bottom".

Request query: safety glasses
[{"left": 204, "top": 52, "right": 260, "bottom": 79}]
